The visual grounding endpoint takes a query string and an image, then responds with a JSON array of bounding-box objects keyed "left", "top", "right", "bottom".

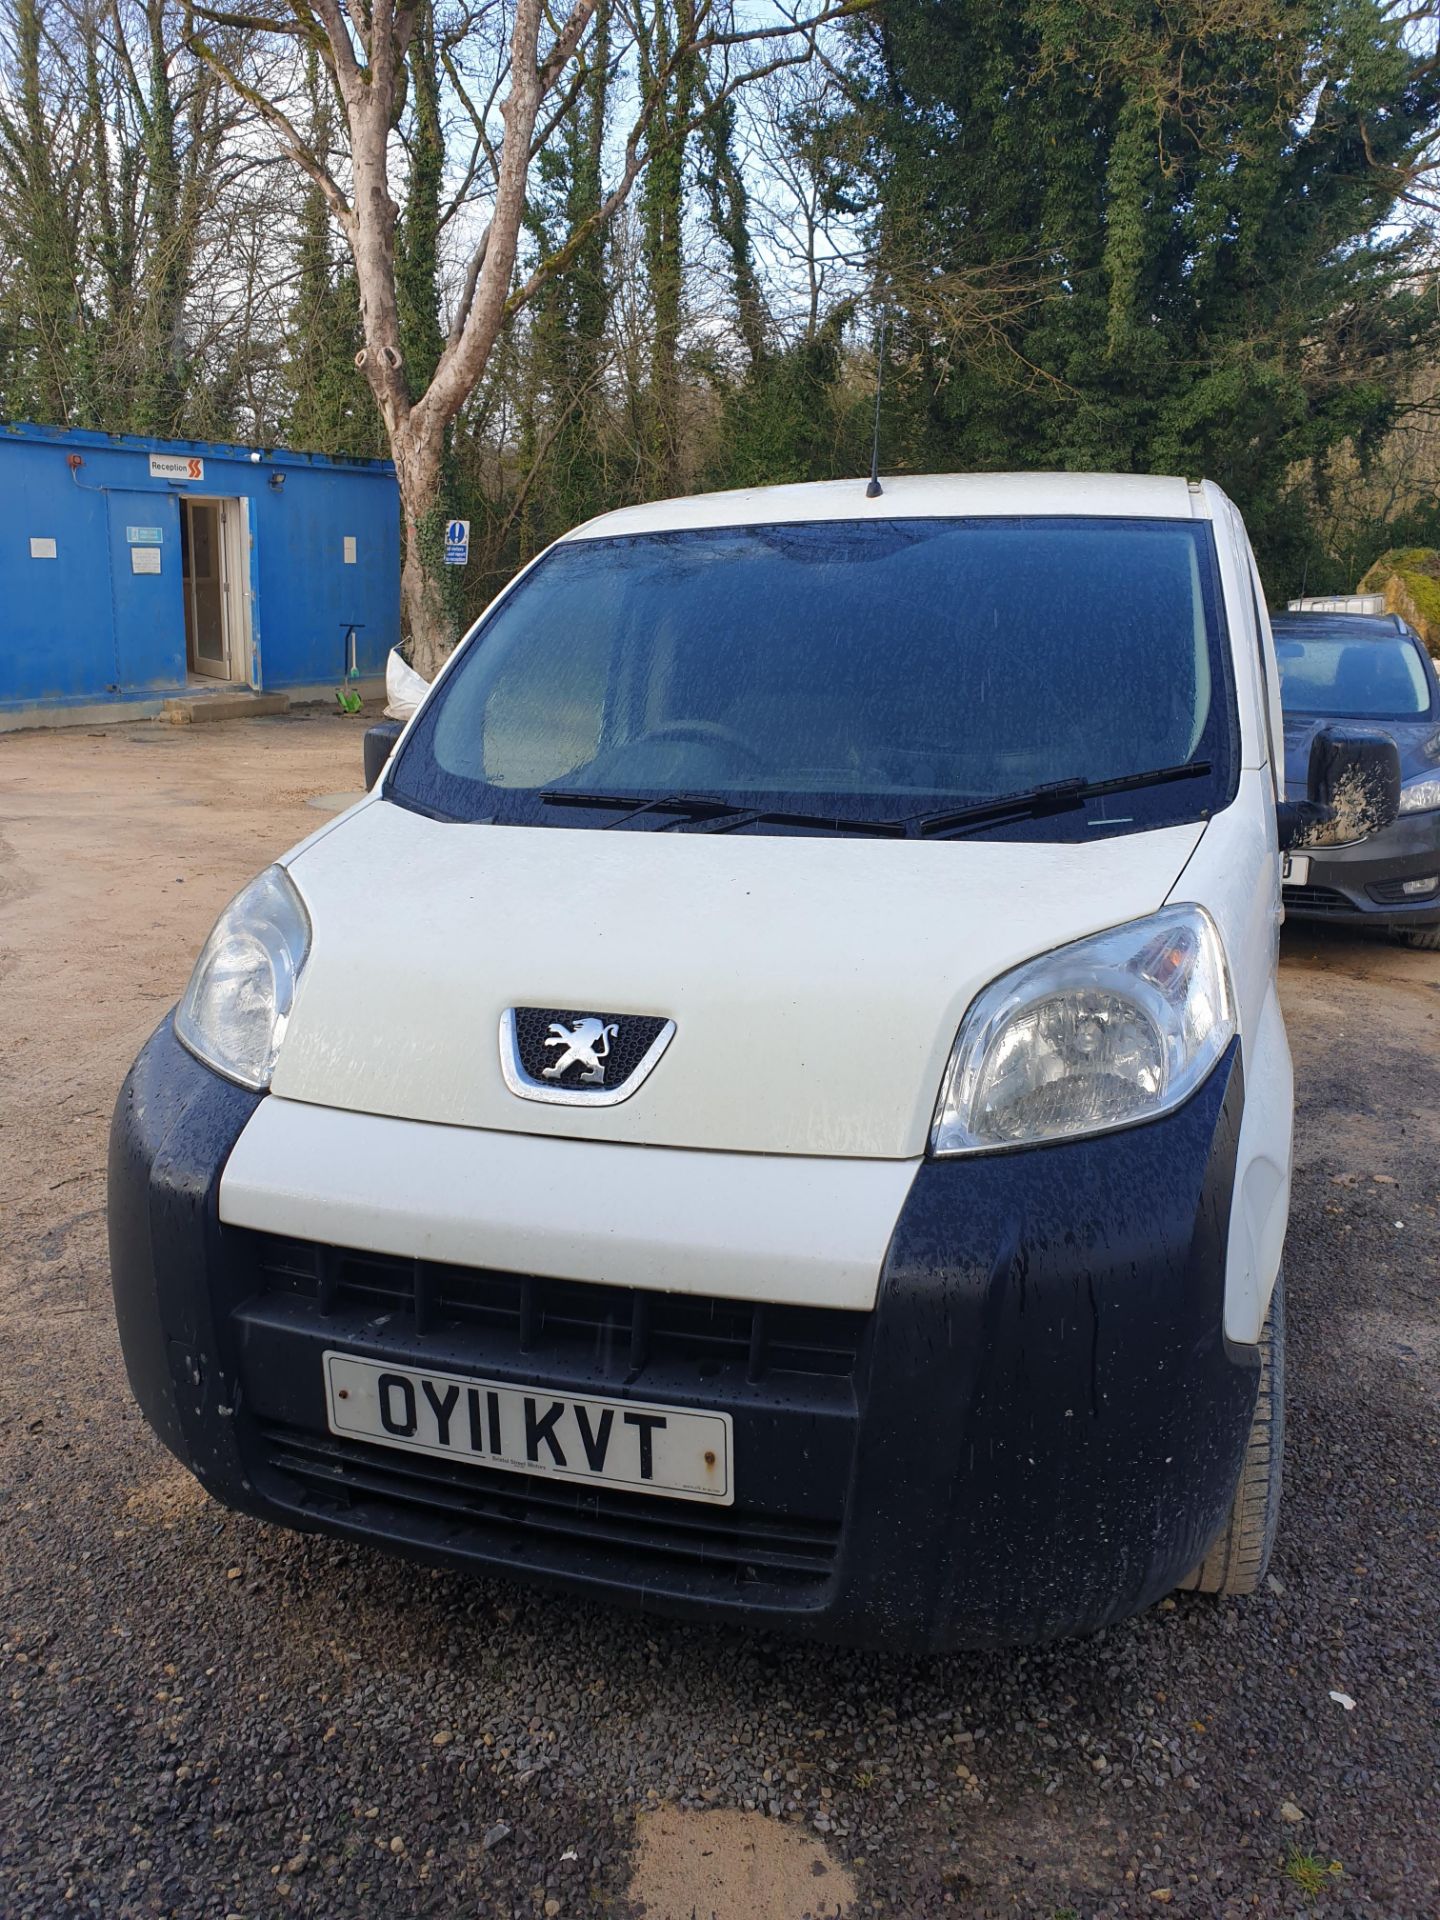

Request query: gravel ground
[{"left": 1, "top": 715, "right": 1437, "bottom": 1920}]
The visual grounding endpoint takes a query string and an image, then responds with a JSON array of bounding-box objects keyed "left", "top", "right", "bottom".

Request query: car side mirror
[
  {"left": 364, "top": 720, "right": 404, "bottom": 789},
  {"left": 1277, "top": 725, "right": 1401, "bottom": 851}
]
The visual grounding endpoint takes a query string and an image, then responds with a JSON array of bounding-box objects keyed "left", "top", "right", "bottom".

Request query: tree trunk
[{"left": 393, "top": 429, "right": 453, "bottom": 678}]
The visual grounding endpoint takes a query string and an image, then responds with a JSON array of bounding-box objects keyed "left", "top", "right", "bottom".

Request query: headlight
[
  {"left": 174, "top": 865, "right": 311, "bottom": 1089},
  {"left": 1398, "top": 777, "right": 1440, "bottom": 814},
  {"left": 931, "top": 905, "right": 1234, "bottom": 1155}
]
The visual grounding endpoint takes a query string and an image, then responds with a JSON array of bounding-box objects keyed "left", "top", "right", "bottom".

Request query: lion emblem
[{"left": 542, "top": 1016, "right": 620, "bottom": 1085}]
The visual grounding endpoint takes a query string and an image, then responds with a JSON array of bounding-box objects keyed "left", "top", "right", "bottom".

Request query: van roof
[
  {"left": 565, "top": 472, "right": 1204, "bottom": 541},
  {"left": 1270, "top": 611, "right": 1416, "bottom": 643}
]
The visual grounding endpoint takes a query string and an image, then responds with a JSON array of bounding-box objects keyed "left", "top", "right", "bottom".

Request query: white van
[{"left": 108, "top": 474, "right": 1401, "bottom": 1649}]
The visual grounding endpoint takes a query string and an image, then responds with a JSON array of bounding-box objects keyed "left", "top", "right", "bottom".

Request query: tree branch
[
  {"left": 186, "top": 30, "right": 353, "bottom": 222},
  {"left": 307, "top": 0, "right": 362, "bottom": 92},
  {"left": 189, "top": 3, "right": 313, "bottom": 39},
  {"left": 538, "top": 0, "right": 596, "bottom": 93},
  {"left": 446, "top": 222, "right": 491, "bottom": 346}
]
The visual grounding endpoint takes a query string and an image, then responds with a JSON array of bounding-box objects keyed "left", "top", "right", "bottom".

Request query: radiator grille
[
  {"left": 250, "top": 1234, "right": 866, "bottom": 1383},
  {"left": 257, "top": 1420, "right": 841, "bottom": 1587},
  {"left": 1283, "top": 883, "right": 1356, "bottom": 914}
]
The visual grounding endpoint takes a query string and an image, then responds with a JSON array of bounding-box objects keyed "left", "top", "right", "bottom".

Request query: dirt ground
[{"left": 1, "top": 714, "right": 1438, "bottom": 1920}]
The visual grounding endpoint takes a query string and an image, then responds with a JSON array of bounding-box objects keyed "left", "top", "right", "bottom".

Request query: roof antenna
[{"left": 866, "top": 312, "right": 887, "bottom": 499}]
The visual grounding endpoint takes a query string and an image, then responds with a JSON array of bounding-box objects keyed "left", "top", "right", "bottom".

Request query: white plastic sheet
[{"left": 384, "top": 646, "right": 429, "bottom": 721}]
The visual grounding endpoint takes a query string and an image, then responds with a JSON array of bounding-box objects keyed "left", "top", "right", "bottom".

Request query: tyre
[
  {"left": 1178, "top": 1270, "right": 1285, "bottom": 1596},
  {"left": 1398, "top": 924, "right": 1440, "bottom": 951}
]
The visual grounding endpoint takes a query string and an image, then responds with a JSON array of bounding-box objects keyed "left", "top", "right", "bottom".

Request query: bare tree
[
  {"left": 732, "top": 61, "right": 865, "bottom": 347},
  {"left": 186, "top": 0, "right": 874, "bottom": 675}
]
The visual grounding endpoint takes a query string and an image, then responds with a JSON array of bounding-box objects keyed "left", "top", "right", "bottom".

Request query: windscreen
[
  {"left": 393, "top": 516, "right": 1234, "bottom": 836},
  {"left": 1276, "top": 632, "right": 1433, "bottom": 719}
]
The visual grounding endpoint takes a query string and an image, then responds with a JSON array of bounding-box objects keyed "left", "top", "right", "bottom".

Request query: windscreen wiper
[
  {"left": 697, "top": 805, "right": 909, "bottom": 837},
  {"left": 538, "top": 764, "right": 1210, "bottom": 841},
  {"left": 538, "top": 789, "right": 749, "bottom": 826},
  {"left": 914, "top": 760, "right": 1214, "bottom": 839},
  {"left": 540, "top": 789, "right": 906, "bottom": 836}
]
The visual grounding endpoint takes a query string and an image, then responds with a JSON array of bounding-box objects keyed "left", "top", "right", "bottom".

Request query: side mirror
[
  {"left": 1278, "top": 725, "right": 1401, "bottom": 851},
  {"left": 364, "top": 720, "right": 404, "bottom": 789}
]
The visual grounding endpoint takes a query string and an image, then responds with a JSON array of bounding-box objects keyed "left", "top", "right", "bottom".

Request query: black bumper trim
[
  {"left": 108, "top": 1015, "right": 264, "bottom": 1477},
  {"left": 109, "top": 1020, "right": 1255, "bottom": 1650}
]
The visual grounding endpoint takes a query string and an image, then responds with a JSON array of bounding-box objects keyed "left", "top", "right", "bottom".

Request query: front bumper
[
  {"left": 110, "top": 1019, "right": 1256, "bottom": 1652},
  {"left": 1284, "top": 807, "right": 1440, "bottom": 928}
]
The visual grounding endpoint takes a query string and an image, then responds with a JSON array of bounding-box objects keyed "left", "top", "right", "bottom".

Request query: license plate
[
  {"left": 323, "top": 1351, "right": 733, "bottom": 1504},
  {"left": 1282, "top": 853, "right": 1310, "bottom": 885}
]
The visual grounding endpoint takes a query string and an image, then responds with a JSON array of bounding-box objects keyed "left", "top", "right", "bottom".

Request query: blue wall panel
[
  {"left": 0, "top": 423, "right": 400, "bottom": 715},
  {"left": 106, "top": 491, "right": 187, "bottom": 690},
  {"left": 2, "top": 449, "right": 113, "bottom": 703},
  {"left": 249, "top": 463, "right": 399, "bottom": 689}
]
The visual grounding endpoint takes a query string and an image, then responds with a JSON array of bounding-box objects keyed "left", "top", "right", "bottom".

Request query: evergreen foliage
[{"left": 853, "top": 1, "right": 1440, "bottom": 587}]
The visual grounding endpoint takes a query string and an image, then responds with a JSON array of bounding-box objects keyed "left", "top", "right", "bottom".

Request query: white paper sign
[
  {"left": 29, "top": 537, "right": 57, "bottom": 559},
  {"left": 131, "top": 546, "right": 162, "bottom": 574},
  {"left": 148, "top": 453, "right": 203, "bottom": 482},
  {"left": 343, "top": 536, "right": 357, "bottom": 565}
]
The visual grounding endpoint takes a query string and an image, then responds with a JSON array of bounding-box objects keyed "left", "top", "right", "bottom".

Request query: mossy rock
[{"left": 1357, "top": 549, "right": 1440, "bottom": 658}]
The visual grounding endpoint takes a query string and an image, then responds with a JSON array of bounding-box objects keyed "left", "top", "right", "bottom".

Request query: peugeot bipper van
[{"left": 108, "top": 475, "right": 1401, "bottom": 1650}]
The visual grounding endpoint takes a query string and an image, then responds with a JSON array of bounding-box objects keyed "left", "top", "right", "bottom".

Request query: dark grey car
[{"left": 1273, "top": 612, "right": 1440, "bottom": 948}]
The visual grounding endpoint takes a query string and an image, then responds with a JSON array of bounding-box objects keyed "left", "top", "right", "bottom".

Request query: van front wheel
[{"left": 1177, "top": 1271, "right": 1285, "bottom": 1596}]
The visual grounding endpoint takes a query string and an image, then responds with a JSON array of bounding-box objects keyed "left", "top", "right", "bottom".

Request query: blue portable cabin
[{"left": 0, "top": 421, "right": 400, "bottom": 725}]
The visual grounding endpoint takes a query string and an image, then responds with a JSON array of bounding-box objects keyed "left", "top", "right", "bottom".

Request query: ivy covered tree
[
  {"left": 853, "top": 0, "right": 1440, "bottom": 583},
  {"left": 285, "top": 55, "right": 378, "bottom": 457},
  {"left": 515, "top": 0, "right": 617, "bottom": 552},
  {"left": 0, "top": 0, "right": 294, "bottom": 436}
]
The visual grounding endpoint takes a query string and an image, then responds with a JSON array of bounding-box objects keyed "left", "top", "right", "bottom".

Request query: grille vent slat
[
  {"left": 413, "top": 1257, "right": 435, "bottom": 1337},
  {"left": 317, "top": 1245, "right": 338, "bottom": 1315},
  {"left": 629, "top": 1290, "right": 652, "bottom": 1373}
]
